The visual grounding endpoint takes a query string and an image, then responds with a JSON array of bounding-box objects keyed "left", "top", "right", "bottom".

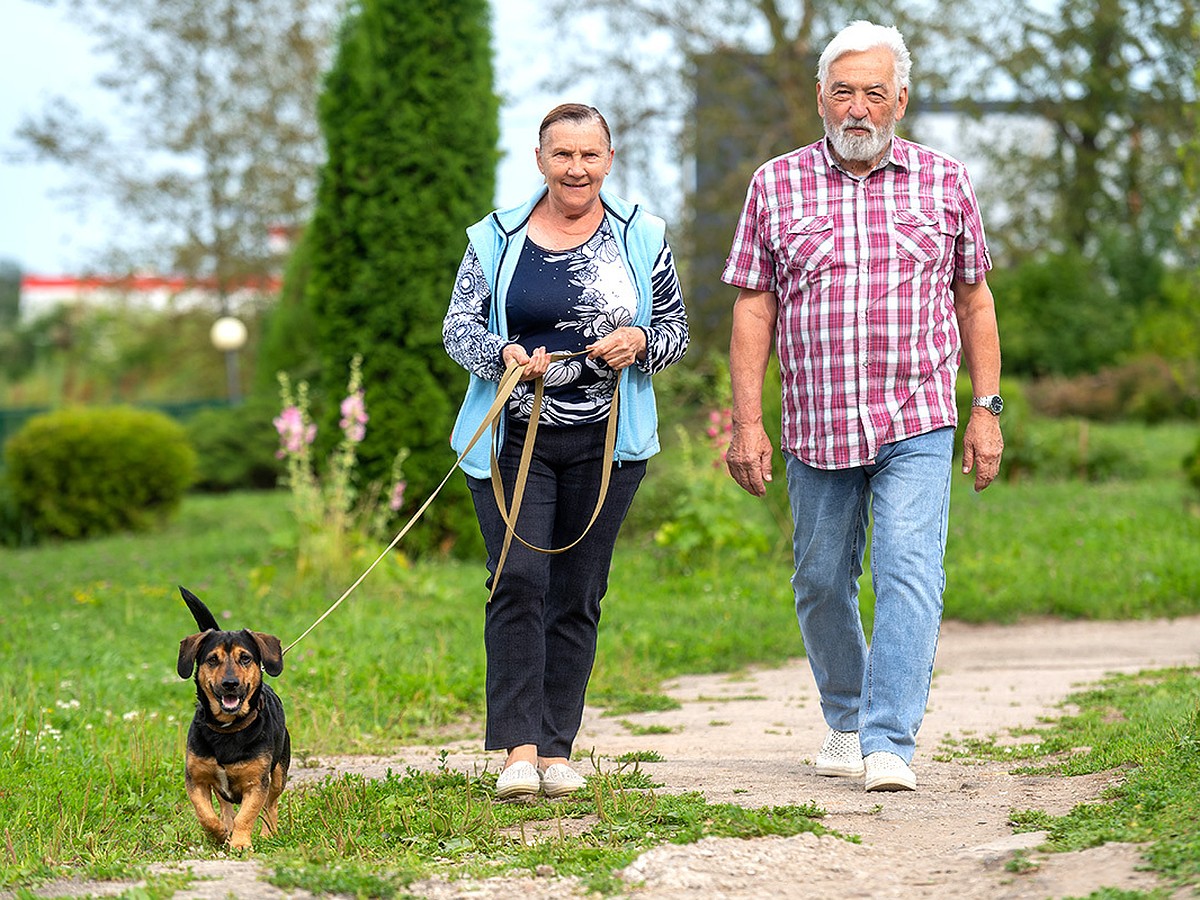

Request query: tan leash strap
[
  {"left": 283, "top": 360, "right": 527, "bottom": 655},
  {"left": 486, "top": 356, "right": 620, "bottom": 600},
  {"left": 489, "top": 382, "right": 618, "bottom": 553},
  {"left": 283, "top": 348, "right": 613, "bottom": 652}
]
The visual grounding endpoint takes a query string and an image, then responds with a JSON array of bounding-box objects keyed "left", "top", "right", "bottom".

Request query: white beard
[{"left": 825, "top": 114, "right": 894, "bottom": 163}]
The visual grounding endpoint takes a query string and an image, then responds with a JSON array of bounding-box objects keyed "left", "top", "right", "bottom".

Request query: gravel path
[{"left": 20, "top": 616, "right": 1200, "bottom": 899}]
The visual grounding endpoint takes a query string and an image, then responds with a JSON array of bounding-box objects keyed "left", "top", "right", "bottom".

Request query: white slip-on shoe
[
  {"left": 814, "top": 729, "right": 866, "bottom": 777},
  {"left": 495, "top": 761, "right": 541, "bottom": 800},
  {"left": 540, "top": 763, "right": 586, "bottom": 798},
  {"left": 864, "top": 751, "right": 917, "bottom": 792}
]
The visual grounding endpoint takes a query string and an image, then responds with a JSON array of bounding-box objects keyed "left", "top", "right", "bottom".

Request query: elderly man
[{"left": 721, "top": 20, "right": 1003, "bottom": 791}]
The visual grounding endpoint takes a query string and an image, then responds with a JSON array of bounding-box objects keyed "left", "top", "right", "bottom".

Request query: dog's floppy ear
[
  {"left": 250, "top": 631, "right": 284, "bottom": 677},
  {"left": 177, "top": 633, "right": 207, "bottom": 679}
]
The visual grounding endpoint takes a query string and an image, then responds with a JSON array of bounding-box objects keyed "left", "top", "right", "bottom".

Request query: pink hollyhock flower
[
  {"left": 388, "top": 480, "right": 407, "bottom": 512},
  {"left": 274, "top": 406, "right": 316, "bottom": 458},
  {"left": 339, "top": 391, "right": 369, "bottom": 443}
]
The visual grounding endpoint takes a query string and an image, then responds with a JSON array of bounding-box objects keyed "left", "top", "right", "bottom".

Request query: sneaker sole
[
  {"left": 542, "top": 782, "right": 585, "bottom": 799},
  {"left": 865, "top": 774, "right": 917, "bottom": 792},
  {"left": 814, "top": 760, "right": 866, "bottom": 777},
  {"left": 496, "top": 779, "right": 541, "bottom": 800}
]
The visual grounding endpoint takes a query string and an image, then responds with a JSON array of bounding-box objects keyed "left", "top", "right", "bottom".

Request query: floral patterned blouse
[{"left": 444, "top": 216, "right": 688, "bottom": 427}]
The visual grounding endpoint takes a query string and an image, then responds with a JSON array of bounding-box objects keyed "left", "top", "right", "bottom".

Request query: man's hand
[
  {"left": 726, "top": 421, "right": 775, "bottom": 496},
  {"left": 961, "top": 410, "right": 1004, "bottom": 492}
]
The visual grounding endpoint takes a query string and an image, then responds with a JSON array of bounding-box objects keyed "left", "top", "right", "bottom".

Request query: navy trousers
[{"left": 467, "top": 418, "right": 645, "bottom": 759}]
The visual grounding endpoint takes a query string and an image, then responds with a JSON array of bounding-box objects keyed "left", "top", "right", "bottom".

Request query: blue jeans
[{"left": 784, "top": 427, "right": 954, "bottom": 763}]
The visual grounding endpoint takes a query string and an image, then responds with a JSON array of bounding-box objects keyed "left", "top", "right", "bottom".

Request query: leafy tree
[
  {"left": 17, "top": 0, "right": 337, "bottom": 304},
  {"left": 951, "top": 0, "right": 1197, "bottom": 266},
  {"left": 0, "top": 259, "right": 26, "bottom": 381},
  {"left": 540, "top": 0, "right": 1199, "bottom": 355},
  {"left": 303, "top": 0, "right": 499, "bottom": 555},
  {"left": 539, "top": 0, "right": 950, "bottom": 352}
]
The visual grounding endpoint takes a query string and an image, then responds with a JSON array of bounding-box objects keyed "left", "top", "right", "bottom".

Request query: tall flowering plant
[{"left": 275, "top": 355, "right": 408, "bottom": 581}]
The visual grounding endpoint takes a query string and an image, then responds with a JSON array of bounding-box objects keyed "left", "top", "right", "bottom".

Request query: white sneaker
[
  {"left": 814, "top": 729, "right": 865, "bottom": 777},
  {"left": 540, "top": 763, "right": 586, "bottom": 798},
  {"left": 864, "top": 751, "right": 917, "bottom": 792},
  {"left": 495, "top": 761, "right": 540, "bottom": 800}
]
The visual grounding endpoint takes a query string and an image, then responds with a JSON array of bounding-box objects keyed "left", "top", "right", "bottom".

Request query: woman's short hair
[
  {"left": 817, "top": 20, "right": 912, "bottom": 91},
  {"left": 538, "top": 104, "right": 612, "bottom": 151}
]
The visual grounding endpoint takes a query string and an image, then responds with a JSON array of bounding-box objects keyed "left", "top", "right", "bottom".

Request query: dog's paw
[{"left": 228, "top": 833, "right": 255, "bottom": 852}]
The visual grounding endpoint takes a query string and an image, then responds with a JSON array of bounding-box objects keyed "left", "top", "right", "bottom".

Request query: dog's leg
[
  {"left": 225, "top": 756, "right": 276, "bottom": 850},
  {"left": 260, "top": 801, "right": 278, "bottom": 837},
  {"left": 217, "top": 794, "right": 236, "bottom": 838},
  {"left": 186, "top": 781, "right": 229, "bottom": 844},
  {"left": 229, "top": 787, "right": 268, "bottom": 850},
  {"left": 260, "top": 761, "right": 287, "bottom": 836}
]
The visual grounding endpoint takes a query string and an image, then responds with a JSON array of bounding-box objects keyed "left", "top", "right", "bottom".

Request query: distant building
[{"left": 17, "top": 273, "right": 283, "bottom": 321}]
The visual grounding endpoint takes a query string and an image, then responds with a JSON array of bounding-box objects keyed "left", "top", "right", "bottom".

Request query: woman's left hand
[{"left": 587, "top": 327, "right": 647, "bottom": 371}]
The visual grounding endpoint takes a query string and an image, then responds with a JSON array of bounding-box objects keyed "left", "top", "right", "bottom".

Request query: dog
[{"left": 176, "top": 586, "right": 291, "bottom": 851}]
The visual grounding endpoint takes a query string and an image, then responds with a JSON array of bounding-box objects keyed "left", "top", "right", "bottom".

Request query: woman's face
[{"left": 536, "top": 120, "right": 614, "bottom": 217}]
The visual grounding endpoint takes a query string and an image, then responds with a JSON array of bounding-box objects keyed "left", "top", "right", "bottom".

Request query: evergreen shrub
[
  {"left": 4, "top": 406, "right": 197, "bottom": 540},
  {"left": 183, "top": 399, "right": 284, "bottom": 493},
  {"left": 0, "top": 478, "right": 29, "bottom": 547},
  {"left": 301, "top": 0, "right": 498, "bottom": 556}
]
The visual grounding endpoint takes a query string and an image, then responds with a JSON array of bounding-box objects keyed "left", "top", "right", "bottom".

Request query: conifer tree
[{"left": 304, "top": 0, "right": 499, "bottom": 554}]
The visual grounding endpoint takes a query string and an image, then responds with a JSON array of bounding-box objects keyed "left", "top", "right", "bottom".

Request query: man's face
[{"left": 817, "top": 46, "right": 908, "bottom": 169}]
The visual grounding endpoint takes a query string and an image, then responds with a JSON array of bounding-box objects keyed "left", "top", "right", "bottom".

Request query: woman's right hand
[{"left": 501, "top": 343, "right": 550, "bottom": 382}]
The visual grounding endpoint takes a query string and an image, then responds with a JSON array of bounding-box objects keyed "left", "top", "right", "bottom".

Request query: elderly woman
[{"left": 444, "top": 103, "right": 689, "bottom": 800}]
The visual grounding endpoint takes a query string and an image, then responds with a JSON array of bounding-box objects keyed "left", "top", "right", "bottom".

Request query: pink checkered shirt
[{"left": 722, "top": 136, "right": 992, "bottom": 469}]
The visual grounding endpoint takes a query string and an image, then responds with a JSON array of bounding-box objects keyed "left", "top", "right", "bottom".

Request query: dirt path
[{"left": 24, "top": 616, "right": 1200, "bottom": 899}]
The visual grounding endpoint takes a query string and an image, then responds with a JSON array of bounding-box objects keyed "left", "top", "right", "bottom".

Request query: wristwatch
[{"left": 972, "top": 394, "right": 1004, "bottom": 416}]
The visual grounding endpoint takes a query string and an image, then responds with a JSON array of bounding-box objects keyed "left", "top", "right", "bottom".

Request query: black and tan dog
[{"left": 176, "top": 586, "right": 290, "bottom": 851}]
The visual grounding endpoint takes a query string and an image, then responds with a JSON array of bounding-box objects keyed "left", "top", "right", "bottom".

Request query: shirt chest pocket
[
  {"left": 891, "top": 209, "right": 954, "bottom": 265},
  {"left": 784, "top": 215, "right": 836, "bottom": 273}
]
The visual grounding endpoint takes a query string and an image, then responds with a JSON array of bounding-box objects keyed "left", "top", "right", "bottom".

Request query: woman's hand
[
  {"left": 501, "top": 343, "right": 550, "bottom": 382},
  {"left": 586, "top": 327, "right": 647, "bottom": 371}
]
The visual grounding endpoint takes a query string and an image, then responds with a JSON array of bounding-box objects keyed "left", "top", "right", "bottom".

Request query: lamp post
[{"left": 210, "top": 315, "right": 248, "bottom": 404}]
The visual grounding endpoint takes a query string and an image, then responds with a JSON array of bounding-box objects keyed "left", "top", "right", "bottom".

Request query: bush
[
  {"left": 0, "top": 478, "right": 32, "bottom": 547},
  {"left": 4, "top": 406, "right": 197, "bottom": 540},
  {"left": 183, "top": 399, "right": 284, "bottom": 493},
  {"left": 302, "top": 0, "right": 498, "bottom": 557},
  {"left": 1026, "top": 356, "right": 1200, "bottom": 423},
  {"left": 1185, "top": 436, "right": 1200, "bottom": 497},
  {"left": 989, "top": 250, "right": 1136, "bottom": 377}
]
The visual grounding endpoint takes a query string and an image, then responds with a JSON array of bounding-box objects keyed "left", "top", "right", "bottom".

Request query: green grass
[
  {"left": 944, "top": 668, "right": 1200, "bottom": 894},
  {"left": 1, "top": 419, "right": 1198, "bottom": 893}
]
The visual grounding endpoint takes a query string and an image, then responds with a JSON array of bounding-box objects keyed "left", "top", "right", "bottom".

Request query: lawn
[{"left": 1, "top": 421, "right": 1197, "bottom": 894}]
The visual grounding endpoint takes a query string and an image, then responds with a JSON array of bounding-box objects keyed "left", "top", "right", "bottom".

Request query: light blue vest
[{"left": 450, "top": 187, "right": 666, "bottom": 479}]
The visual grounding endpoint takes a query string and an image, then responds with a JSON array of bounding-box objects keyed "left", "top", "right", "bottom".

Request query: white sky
[{"left": 0, "top": 0, "right": 595, "bottom": 275}]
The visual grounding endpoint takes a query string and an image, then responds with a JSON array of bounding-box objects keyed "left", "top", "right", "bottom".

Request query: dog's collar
[{"left": 205, "top": 707, "right": 260, "bottom": 734}]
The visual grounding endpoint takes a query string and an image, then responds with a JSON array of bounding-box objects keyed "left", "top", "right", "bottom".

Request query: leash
[{"left": 282, "top": 350, "right": 617, "bottom": 655}]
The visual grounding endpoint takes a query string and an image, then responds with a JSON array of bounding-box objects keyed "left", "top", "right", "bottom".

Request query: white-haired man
[{"left": 721, "top": 20, "right": 1004, "bottom": 791}]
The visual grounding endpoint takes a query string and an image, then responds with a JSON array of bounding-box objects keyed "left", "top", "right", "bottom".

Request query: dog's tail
[{"left": 180, "top": 586, "right": 220, "bottom": 631}]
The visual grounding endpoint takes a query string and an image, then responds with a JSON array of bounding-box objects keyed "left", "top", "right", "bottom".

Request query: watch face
[{"left": 988, "top": 395, "right": 1004, "bottom": 415}]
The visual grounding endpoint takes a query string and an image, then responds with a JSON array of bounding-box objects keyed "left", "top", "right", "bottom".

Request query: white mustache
[{"left": 842, "top": 117, "right": 876, "bottom": 134}]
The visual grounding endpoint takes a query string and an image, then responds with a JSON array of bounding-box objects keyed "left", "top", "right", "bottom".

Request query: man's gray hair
[{"left": 817, "top": 20, "right": 912, "bottom": 90}]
